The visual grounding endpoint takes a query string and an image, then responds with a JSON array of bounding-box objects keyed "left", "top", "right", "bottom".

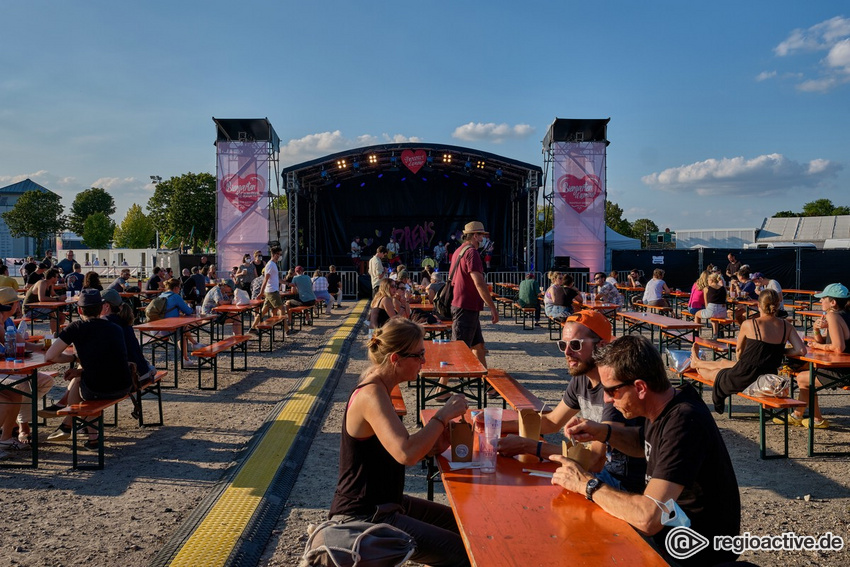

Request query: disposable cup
[{"left": 480, "top": 407, "right": 502, "bottom": 473}]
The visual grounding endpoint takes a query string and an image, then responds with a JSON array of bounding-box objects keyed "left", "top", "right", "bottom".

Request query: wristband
[
  {"left": 603, "top": 424, "right": 612, "bottom": 444},
  {"left": 536, "top": 440, "right": 543, "bottom": 462},
  {"left": 431, "top": 414, "right": 446, "bottom": 429}
]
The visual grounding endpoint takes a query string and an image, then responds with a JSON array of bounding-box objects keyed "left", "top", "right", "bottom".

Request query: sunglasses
[
  {"left": 398, "top": 350, "right": 426, "bottom": 362},
  {"left": 557, "top": 338, "right": 598, "bottom": 353},
  {"left": 602, "top": 381, "right": 634, "bottom": 396}
]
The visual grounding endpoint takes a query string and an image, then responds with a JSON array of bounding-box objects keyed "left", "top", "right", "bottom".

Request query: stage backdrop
[
  {"left": 216, "top": 141, "right": 270, "bottom": 278},
  {"left": 553, "top": 141, "right": 606, "bottom": 273}
]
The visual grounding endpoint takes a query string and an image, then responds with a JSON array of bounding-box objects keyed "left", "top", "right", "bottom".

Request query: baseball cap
[
  {"left": 77, "top": 288, "right": 103, "bottom": 307},
  {"left": 221, "top": 278, "right": 236, "bottom": 289},
  {"left": 100, "top": 289, "right": 123, "bottom": 308},
  {"left": 750, "top": 272, "right": 764, "bottom": 280},
  {"left": 814, "top": 283, "right": 850, "bottom": 299},
  {"left": 565, "top": 310, "right": 613, "bottom": 342}
]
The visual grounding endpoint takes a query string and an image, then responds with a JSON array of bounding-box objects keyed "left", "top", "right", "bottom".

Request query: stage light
[
  {"left": 401, "top": 177, "right": 407, "bottom": 182},
  {"left": 337, "top": 159, "right": 347, "bottom": 169},
  {"left": 320, "top": 169, "right": 329, "bottom": 179},
  {"left": 443, "top": 153, "right": 452, "bottom": 164},
  {"left": 421, "top": 177, "right": 427, "bottom": 182},
  {"left": 495, "top": 168, "right": 503, "bottom": 179},
  {"left": 486, "top": 182, "right": 492, "bottom": 188},
  {"left": 352, "top": 159, "right": 360, "bottom": 170},
  {"left": 464, "top": 159, "right": 472, "bottom": 172},
  {"left": 368, "top": 154, "right": 378, "bottom": 165},
  {"left": 476, "top": 160, "right": 485, "bottom": 170},
  {"left": 427, "top": 154, "right": 434, "bottom": 165},
  {"left": 360, "top": 182, "right": 366, "bottom": 187}
]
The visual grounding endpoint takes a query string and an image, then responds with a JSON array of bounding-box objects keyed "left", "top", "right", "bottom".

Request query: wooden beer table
[
  {"left": 0, "top": 353, "right": 53, "bottom": 468},
  {"left": 617, "top": 311, "right": 700, "bottom": 352},
  {"left": 788, "top": 349, "right": 850, "bottom": 456},
  {"left": 416, "top": 341, "right": 487, "bottom": 420},
  {"left": 578, "top": 301, "right": 619, "bottom": 333},
  {"left": 134, "top": 315, "right": 215, "bottom": 388},
  {"left": 421, "top": 411, "right": 666, "bottom": 566},
  {"left": 211, "top": 300, "right": 263, "bottom": 339}
]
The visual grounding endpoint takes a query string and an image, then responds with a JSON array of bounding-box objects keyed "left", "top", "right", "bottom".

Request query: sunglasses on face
[
  {"left": 602, "top": 381, "right": 634, "bottom": 397},
  {"left": 557, "top": 338, "right": 597, "bottom": 353},
  {"left": 398, "top": 350, "right": 426, "bottom": 362}
]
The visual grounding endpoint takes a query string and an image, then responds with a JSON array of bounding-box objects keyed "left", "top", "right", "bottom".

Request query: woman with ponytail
[{"left": 329, "top": 318, "right": 470, "bottom": 566}]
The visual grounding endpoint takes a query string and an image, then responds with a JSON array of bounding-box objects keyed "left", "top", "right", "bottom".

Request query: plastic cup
[{"left": 480, "top": 407, "right": 502, "bottom": 474}]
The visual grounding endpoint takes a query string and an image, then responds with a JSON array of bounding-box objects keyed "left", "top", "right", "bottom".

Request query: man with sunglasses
[
  {"left": 550, "top": 335, "right": 741, "bottom": 566},
  {"left": 497, "top": 310, "right": 646, "bottom": 493}
]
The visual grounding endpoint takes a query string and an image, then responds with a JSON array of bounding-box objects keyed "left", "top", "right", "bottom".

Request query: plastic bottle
[
  {"left": 16, "top": 318, "right": 28, "bottom": 340},
  {"left": 5, "top": 326, "right": 16, "bottom": 362}
]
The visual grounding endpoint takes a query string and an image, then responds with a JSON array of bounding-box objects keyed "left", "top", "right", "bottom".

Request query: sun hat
[
  {"left": 462, "top": 221, "right": 489, "bottom": 235},
  {"left": 77, "top": 288, "right": 103, "bottom": 307},
  {"left": 814, "top": 283, "right": 850, "bottom": 299},
  {"left": 0, "top": 287, "right": 23, "bottom": 306},
  {"left": 100, "top": 289, "right": 123, "bottom": 307},
  {"left": 565, "top": 309, "right": 613, "bottom": 342}
]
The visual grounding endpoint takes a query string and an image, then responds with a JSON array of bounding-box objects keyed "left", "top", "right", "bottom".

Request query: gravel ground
[{"left": 1, "top": 307, "right": 848, "bottom": 567}]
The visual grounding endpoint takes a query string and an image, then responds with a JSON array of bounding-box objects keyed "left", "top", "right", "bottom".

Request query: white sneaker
[{"left": 184, "top": 359, "right": 197, "bottom": 367}]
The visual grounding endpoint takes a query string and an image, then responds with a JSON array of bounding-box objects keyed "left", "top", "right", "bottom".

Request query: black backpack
[{"left": 434, "top": 245, "right": 471, "bottom": 321}]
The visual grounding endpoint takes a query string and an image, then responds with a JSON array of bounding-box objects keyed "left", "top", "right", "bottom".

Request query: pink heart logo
[
  {"left": 401, "top": 149, "right": 427, "bottom": 174},
  {"left": 557, "top": 174, "right": 602, "bottom": 213},
  {"left": 220, "top": 174, "right": 265, "bottom": 213}
]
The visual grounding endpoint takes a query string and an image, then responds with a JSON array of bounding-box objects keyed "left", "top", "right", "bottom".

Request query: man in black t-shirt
[
  {"left": 146, "top": 266, "right": 163, "bottom": 291},
  {"left": 552, "top": 335, "right": 741, "bottom": 566},
  {"left": 44, "top": 289, "right": 133, "bottom": 444},
  {"left": 25, "top": 262, "right": 50, "bottom": 289},
  {"left": 497, "top": 310, "right": 645, "bottom": 492}
]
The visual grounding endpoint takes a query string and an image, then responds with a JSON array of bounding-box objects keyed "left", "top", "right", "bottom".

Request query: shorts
[
  {"left": 451, "top": 306, "right": 484, "bottom": 348},
  {"left": 545, "top": 304, "right": 570, "bottom": 320},
  {"left": 80, "top": 380, "right": 130, "bottom": 401},
  {"left": 26, "top": 307, "right": 53, "bottom": 318},
  {"left": 263, "top": 291, "right": 283, "bottom": 310},
  {"left": 288, "top": 298, "right": 316, "bottom": 308},
  {"left": 698, "top": 303, "right": 727, "bottom": 320}
]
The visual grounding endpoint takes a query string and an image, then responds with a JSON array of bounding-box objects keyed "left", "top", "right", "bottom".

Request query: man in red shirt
[{"left": 450, "top": 221, "right": 499, "bottom": 367}]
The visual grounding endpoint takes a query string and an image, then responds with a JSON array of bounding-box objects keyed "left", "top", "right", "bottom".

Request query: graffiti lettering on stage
[{"left": 392, "top": 222, "right": 435, "bottom": 251}]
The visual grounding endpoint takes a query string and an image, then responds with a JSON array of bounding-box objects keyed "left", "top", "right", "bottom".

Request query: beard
[{"left": 567, "top": 357, "right": 595, "bottom": 377}]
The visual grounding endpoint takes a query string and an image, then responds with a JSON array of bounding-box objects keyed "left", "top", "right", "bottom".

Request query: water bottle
[
  {"left": 5, "top": 326, "right": 16, "bottom": 362},
  {"left": 17, "top": 318, "right": 28, "bottom": 340}
]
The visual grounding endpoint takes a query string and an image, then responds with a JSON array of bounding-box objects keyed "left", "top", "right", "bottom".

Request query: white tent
[{"left": 536, "top": 227, "right": 640, "bottom": 271}]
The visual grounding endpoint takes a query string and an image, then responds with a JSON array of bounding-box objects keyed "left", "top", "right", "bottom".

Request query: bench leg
[
  {"left": 198, "top": 356, "right": 218, "bottom": 391},
  {"left": 136, "top": 383, "right": 163, "bottom": 427},
  {"left": 71, "top": 413, "right": 105, "bottom": 470}
]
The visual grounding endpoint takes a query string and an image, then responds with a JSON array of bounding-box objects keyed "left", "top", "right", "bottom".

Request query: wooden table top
[
  {"left": 789, "top": 349, "right": 850, "bottom": 367},
  {"left": 580, "top": 301, "right": 619, "bottom": 310},
  {"left": 422, "top": 412, "right": 666, "bottom": 566},
  {"left": 408, "top": 303, "right": 434, "bottom": 310},
  {"left": 134, "top": 315, "right": 216, "bottom": 332},
  {"left": 617, "top": 311, "right": 700, "bottom": 330},
  {"left": 785, "top": 289, "right": 818, "bottom": 295},
  {"left": 0, "top": 352, "right": 53, "bottom": 374},
  {"left": 25, "top": 300, "right": 72, "bottom": 309},
  {"left": 212, "top": 300, "right": 263, "bottom": 313},
  {"left": 421, "top": 341, "right": 487, "bottom": 377}
]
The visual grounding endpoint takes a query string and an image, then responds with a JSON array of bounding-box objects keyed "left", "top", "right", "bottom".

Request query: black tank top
[
  {"left": 705, "top": 286, "right": 726, "bottom": 305},
  {"left": 329, "top": 383, "right": 405, "bottom": 518}
]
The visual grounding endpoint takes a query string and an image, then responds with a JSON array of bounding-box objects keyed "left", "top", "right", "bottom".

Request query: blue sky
[{"left": 2, "top": 1, "right": 848, "bottom": 232}]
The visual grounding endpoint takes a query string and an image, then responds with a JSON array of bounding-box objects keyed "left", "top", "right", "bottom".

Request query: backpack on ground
[
  {"left": 299, "top": 520, "right": 415, "bottom": 567},
  {"left": 145, "top": 295, "right": 168, "bottom": 321}
]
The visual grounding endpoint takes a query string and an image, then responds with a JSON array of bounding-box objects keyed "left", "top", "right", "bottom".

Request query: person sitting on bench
[
  {"left": 44, "top": 289, "right": 133, "bottom": 448},
  {"left": 689, "top": 289, "right": 806, "bottom": 414}
]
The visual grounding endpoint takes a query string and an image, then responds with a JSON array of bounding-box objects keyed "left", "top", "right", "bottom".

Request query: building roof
[
  {"left": 757, "top": 215, "right": 850, "bottom": 245},
  {"left": 0, "top": 178, "right": 55, "bottom": 195}
]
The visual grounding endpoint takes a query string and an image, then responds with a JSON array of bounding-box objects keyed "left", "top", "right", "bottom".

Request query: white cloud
[
  {"left": 772, "top": 16, "right": 850, "bottom": 92},
  {"left": 451, "top": 122, "right": 535, "bottom": 143},
  {"left": 642, "top": 154, "right": 843, "bottom": 197},
  {"left": 755, "top": 70, "right": 777, "bottom": 81},
  {"left": 280, "top": 130, "right": 422, "bottom": 165}
]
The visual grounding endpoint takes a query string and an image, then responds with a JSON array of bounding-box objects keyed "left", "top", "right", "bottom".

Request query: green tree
[
  {"left": 1, "top": 190, "right": 65, "bottom": 256},
  {"left": 81, "top": 212, "right": 115, "bottom": 249},
  {"left": 146, "top": 172, "right": 216, "bottom": 249},
  {"left": 113, "top": 204, "right": 156, "bottom": 248},
  {"left": 631, "top": 218, "right": 659, "bottom": 248},
  {"left": 68, "top": 187, "right": 116, "bottom": 235},
  {"left": 605, "top": 201, "right": 633, "bottom": 237},
  {"left": 802, "top": 198, "right": 849, "bottom": 217},
  {"left": 270, "top": 194, "right": 288, "bottom": 210},
  {"left": 772, "top": 210, "right": 796, "bottom": 218},
  {"left": 534, "top": 205, "right": 553, "bottom": 236}
]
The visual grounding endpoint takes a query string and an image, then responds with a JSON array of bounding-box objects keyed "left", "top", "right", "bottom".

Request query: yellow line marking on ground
[{"left": 168, "top": 301, "right": 368, "bottom": 567}]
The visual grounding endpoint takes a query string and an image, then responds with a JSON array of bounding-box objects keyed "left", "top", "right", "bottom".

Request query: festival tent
[{"left": 536, "top": 226, "right": 640, "bottom": 271}]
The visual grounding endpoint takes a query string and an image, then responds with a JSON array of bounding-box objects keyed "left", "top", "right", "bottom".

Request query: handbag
[
  {"left": 434, "top": 245, "right": 471, "bottom": 321},
  {"left": 299, "top": 520, "right": 415, "bottom": 567}
]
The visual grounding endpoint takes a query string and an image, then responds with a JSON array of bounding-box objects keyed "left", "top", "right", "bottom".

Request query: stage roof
[{"left": 281, "top": 142, "right": 541, "bottom": 194}]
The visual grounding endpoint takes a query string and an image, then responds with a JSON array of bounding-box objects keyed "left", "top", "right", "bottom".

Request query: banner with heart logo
[
  {"left": 553, "top": 142, "right": 607, "bottom": 273},
  {"left": 217, "top": 141, "right": 270, "bottom": 283},
  {"left": 401, "top": 149, "right": 427, "bottom": 174}
]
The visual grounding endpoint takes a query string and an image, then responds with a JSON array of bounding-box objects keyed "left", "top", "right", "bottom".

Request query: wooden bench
[
  {"left": 422, "top": 321, "right": 452, "bottom": 340},
  {"left": 493, "top": 296, "right": 515, "bottom": 318},
  {"left": 484, "top": 368, "right": 546, "bottom": 411},
  {"left": 547, "top": 316, "right": 565, "bottom": 341},
  {"left": 191, "top": 335, "right": 252, "bottom": 390},
  {"left": 55, "top": 370, "right": 167, "bottom": 470},
  {"left": 390, "top": 384, "right": 407, "bottom": 418},
  {"left": 709, "top": 317, "right": 737, "bottom": 338},
  {"left": 678, "top": 369, "right": 805, "bottom": 459},
  {"left": 513, "top": 303, "right": 538, "bottom": 330},
  {"left": 694, "top": 337, "right": 732, "bottom": 360},
  {"left": 255, "top": 315, "right": 287, "bottom": 352},
  {"left": 634, "top": 302, "right": 673, "bottom": 316},
  {"left": 289, "top": 305, "right": 314, "bottom": 330}
]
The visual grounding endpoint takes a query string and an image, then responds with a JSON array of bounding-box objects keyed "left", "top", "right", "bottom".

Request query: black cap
[{"left": 77, "top": 288, "right": 103, "bottom": 307}]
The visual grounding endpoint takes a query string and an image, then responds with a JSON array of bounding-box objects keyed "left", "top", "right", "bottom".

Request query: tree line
[{"left": 1, "top": 173, "right": 216, "bottom": 255}]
